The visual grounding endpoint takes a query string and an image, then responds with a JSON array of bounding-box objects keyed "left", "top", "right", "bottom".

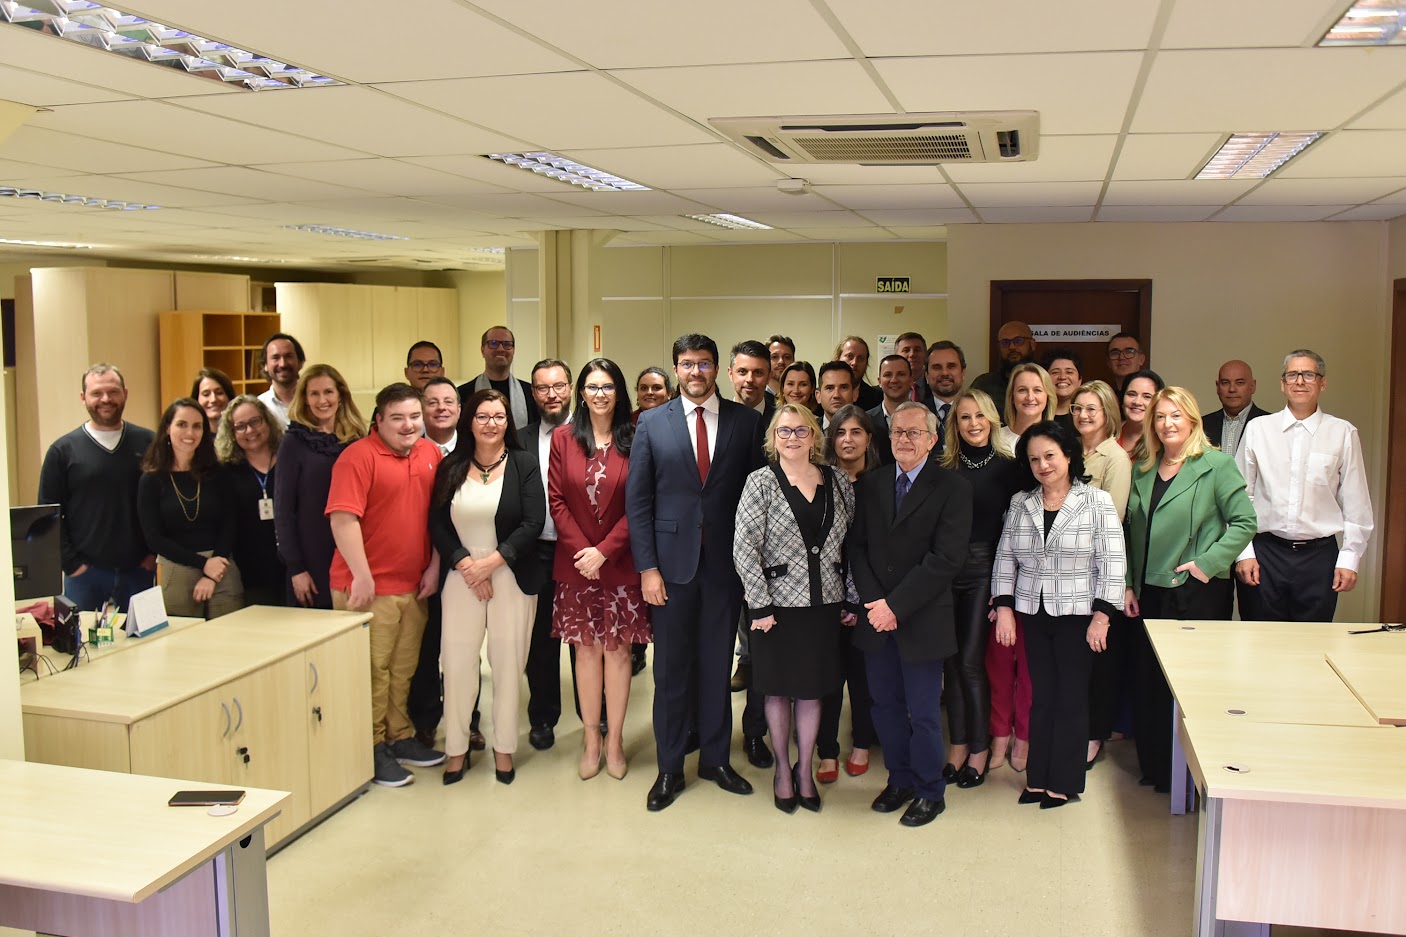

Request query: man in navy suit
[
  {"left": 1202, "top": 359, "right": 1268, "bottom": 456},
  {"left": 627, "top": 333, "right": 764, "bottom": 811}
]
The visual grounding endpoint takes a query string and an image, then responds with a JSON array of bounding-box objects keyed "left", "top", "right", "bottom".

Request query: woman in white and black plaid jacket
[
  {"left": 733, "top": 403, "right": 857, "bottom": 814},
  {"left": 992, "top": 420, "right": 1126, "bottom": 810}
]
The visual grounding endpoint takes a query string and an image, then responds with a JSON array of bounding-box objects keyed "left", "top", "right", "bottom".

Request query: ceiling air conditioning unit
[{"left": 710, "top": 111, "right": 1039, "bottom": 165}]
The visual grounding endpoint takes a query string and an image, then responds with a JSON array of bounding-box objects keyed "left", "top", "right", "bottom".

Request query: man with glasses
[
  {"left": 1203, "top": 359, "right": 1268, "bottom": 455},
  {"left": 627, "top": 333, "right": 765, "bottom": 811},
  {"left": 457, "top": 325, "right": 535, "bottom": 427},
  {"left": 1106, "top": 333, "right": 1146, "bottom": 382},
  {"left": 403, "top": 340, "right": 447, "bottom": 391},
  {"left": 1234, "top": 350, "right": 1374, "bottom": 622},
  {"left": 971, "top": 321, "right": 1037, "bottom": 404},
  {"left": 518, "top": 359, "right": 574, "bottom": 750}
]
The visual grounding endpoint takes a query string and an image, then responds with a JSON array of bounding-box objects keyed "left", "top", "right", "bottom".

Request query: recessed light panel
[
  {"left": 0, "top": 185, "right": 160, "bottom": 210},
  {"left": 285, "top": 224, "right": 407, "bottom": 241},
  {"left": 0, "top": 0, "right": 342, "bottom": 90},
  {"left": 684, "top": 213, "right": 774, "bottom": 230},
  {"left": 1319, "top": 2, "right": 1406, "bottom": 45},
  {"left": 483, "top": 153, "right": 650, "bottom": 192},
  {"left": 1194, "top": 132, "right": 1324, "bottom": 180}
]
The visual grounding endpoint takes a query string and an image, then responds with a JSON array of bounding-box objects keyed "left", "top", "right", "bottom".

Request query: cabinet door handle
[
  {"left": 221, "top": 701, "right": 231, "bottom": 738},
  {"left": 233, "top": 696, "right": 244, "bottom": 733},
  {"left": 309, "top": 661, "right": 319, "bottom": 694}
]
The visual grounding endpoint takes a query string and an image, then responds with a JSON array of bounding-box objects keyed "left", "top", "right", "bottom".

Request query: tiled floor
[{"left": 265, "top": 665, "right": 1376, "bottom": 937}]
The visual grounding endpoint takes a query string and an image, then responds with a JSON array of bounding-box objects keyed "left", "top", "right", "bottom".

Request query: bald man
[
  {"left": 1202, "top": 360, "right": 1268, "bottom": 455},
  {"left": 970, "top": 320, "right": 1037, "bottom": 404}
]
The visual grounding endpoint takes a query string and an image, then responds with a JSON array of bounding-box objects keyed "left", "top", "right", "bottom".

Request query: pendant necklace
[{"left": 472, "top": 450, "right": 508, "bottom": 483}]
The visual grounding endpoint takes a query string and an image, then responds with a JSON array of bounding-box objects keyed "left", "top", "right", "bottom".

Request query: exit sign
[{"left": 876, "top": 277, "right": 910, "bottom": 293}]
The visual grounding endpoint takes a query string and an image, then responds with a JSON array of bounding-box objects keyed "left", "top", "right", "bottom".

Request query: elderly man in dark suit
[
  {"left": 1202, "top": 360, "right": 1268, "bottom": 456},
  {"left": 627, "top": 333, "right": 764, "bottom": 812},
  {"left": 849, "top": 402, "right": 972, "bottom": 827}
]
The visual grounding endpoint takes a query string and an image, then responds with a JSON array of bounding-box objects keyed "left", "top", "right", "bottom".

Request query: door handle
[
  {"left": 309, "top": 661, "right": 319, "bottom": 694},
  {"left": 232, "top": 696, "right": 244, "bottom": 733},
  {"left": 221, "top": 701, "right": 231, "bottom": 738},
  {"left": 312, "top": 705, "right": 323, "bottom": 723}
]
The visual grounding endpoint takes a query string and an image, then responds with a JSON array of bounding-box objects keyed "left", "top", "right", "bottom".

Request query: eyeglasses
[
  {"left": 677, "top": 361, "right": 715, "bottom": 373},
  {"left": 1069, "top": 404, "right": 1102, "bottom": 416},
  {"left": 533, "top": 382, "right": 570, "bottom": 395},
  {"left": 473, "top": 413, "right": 508, "bottom": 425},
  {"left": 583, "top": 383, "right": 616, "bottom": 396},
  {"left": 891, "top": 428, "right": 933, "bottom": 442},
  {"left": 774, "top": 426, "right": 812, "bottom": 439},
  {"left": 408, "top": 360, "right": 442, "bottom": 372},
  {"left": 1282, "top": 370, "right": 1323, "bottom": 384},
  {"left": 997, "top": 337, "right": 1029, "bottom": 348},
  {"left": 232, "top": 417, "right": 265, "bottom": 434},
  {"left": 1108, "top": 348, "right": 1141, "bottom": 360},
  {"left": 484, "top": 339, "right": 515, "bottom": 350}
]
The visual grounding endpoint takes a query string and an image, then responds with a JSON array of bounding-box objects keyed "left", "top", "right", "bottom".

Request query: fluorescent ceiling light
[
  {"left": 684, "top": 213, "right": 773, "bottom": 230},
  {"left": 0, "top": 185, "right": 160, "bottom": 210},
  {"left": 1319, "top": 1, "right": 1406, "bottom": 45},
  {"left": 0, "top": 0, "right": 341, "bottom": 90},
  {"left": 286, "top": 224, "right": 407, "bottom": 241},
  {"left": 483, "top": 152, "right": 649, "bottom": 192},
  {"left": 1195, "top": 132, "right": 1324, "bottom": 180},
  {"left": 0, "top": 237, "right": 97, "bottom": 248}
]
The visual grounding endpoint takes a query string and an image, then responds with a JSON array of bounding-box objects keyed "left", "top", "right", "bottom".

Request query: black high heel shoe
[
  {"left": 942, "top": 762, "right": 962, "bottom": 784},
  {"left": 793, "top": 764, "right": 821, "bottom": 813},
  {"left": 774, "top": 780, "right": 799, "bottom": 814},
  {"left": 494, "top": 753, "right": 515, "bottom": 785},
  {"left": 442, "top": 755, "right": 469, "bottom": 786},
  {"left": 955, "top": 759, "right": 989, "bottom": 789}
]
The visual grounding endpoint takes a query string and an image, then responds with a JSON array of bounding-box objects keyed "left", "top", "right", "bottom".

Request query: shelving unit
[{"left": 160, "top": 309, "right": 282, "bottom": 405}]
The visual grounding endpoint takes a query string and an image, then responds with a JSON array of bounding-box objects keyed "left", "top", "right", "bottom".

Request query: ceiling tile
[
  {"left": 1237, "top": 177, "right": 1406, "bottom": 205},
  {"left": 957, "top": 182, "right": 1104, "bottom": 207},
  {"left": 614, "top": 231, "right": 721, "bottom": 245},
  {"left": 1213, "top": 205, "right": 1354, "bottom": 221},
  {"left": 471, "top": 0, "right": 849, "bottom": 68},
  {"left": 838, "top": 0, "right": 1160, "bottom": 54},
  {"left": 559, "top": 144, "right": 783, "bottom": 189},
  {"left": 875, "top": 53, "right": 1144, "bottom": 134},
  {"left": 1350, "top": 87, "right": 1406, "bottom": 130},
  {"left": 883, "top": 225, "right": 952, "bottom": 238},
  {"left": 0, "top": 174, "right": 261, "bottom": 208},
  {"left": 1112, "top": 133, "right": 1224, "bottom": 180},
  {"left": 979, "top": 207, "right": 1095, "bottom": 223},
  {"left": 1101, "top": 179, "right": 1258, "bottom": 205},
  {"left": 434, "top": 193, "right": 611, "bottom": 217},
  {"left": 1159, "top": 0, "right": 1341, "bottom": 49},
  {"left": 382, "top": 73, "right": 715, "bottom": 150},
  {"left": 532, "top": 190, "right": 718, "bottom": 215},
  {"left": 1327, "top": 204, "right": 1406, "bottom": 220},
  {"left": 0, "top": 64, "right": 135, "bottom": 107},
  {"left": 400, "top": 155, "right": 596, "bottom": 193},
  {"left": 610, "top": 61, "right": 892, "bottom": 123},
  {"left": 794, "top": 227, "right": 896, "bottom": 240},
  {"left": 856, "top": 208, "right": 980, "bottom": 225},
  {"left": 1276, "top": 131, "right": 1406, "bottom": 178},
  {"left": 1095, "top": 205, "right": 1220, "bottom": 222},
  {"left": 944, "top": 135, "right": 1118, "bottom": 183},
  {"left": 1131, "top": 49, "right": 1406, "bottom": 133},
  {"left": 781, "top": 165, "right": 947, "bottom": 185},
  {"left": 744, "top": 210, "right": 874, "bottom": 227},
  {"left": 672, "top": 187, "right": 834, "bottom": 213},
  {"left": 253, "top": 159, "right": 513, "bottom": 197},
  {"left": 114, "top": 167, "right": 376, "bottom": 202},
  {"left": 0, "top": 127, "right": 217, "bottom": 174},
  {"left": 0, "top": 158, "right": 85, "bottom": 179},
  {"left": 811, "top": 184, "right": 966, "bottom": 210}
]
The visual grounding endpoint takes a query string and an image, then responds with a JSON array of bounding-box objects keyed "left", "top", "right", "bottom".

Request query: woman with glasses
[
  {"left": 1118, "top": 369, "right": 1165, "bottom": 459},
  {"left": 274, "top": 364, "right": 367, "bottom": 609},
  {"left": 549, "top": 359, "right": 649, "bottom": 780},
  {"left": 432, "top": 389, "right": 546, "bottom": 785},
  {"left": 999, "top": 363, "right": 1057, "bottom": 450},
  {"left": 215, "top": 395, "right": 286, "bottom": 607},
  {"left": 191, "top": 367, "right": 235, "bottom": 431},
  {"left": 780, "top": 361, "right": 822, "bottom": 419},
  {"left": 735, "top": 403, "right": 856, "bottom": 814}
]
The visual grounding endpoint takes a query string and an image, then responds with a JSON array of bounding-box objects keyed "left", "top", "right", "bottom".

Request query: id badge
[{"left": 258, "top": 497, "right": 275, "bottom": 520}]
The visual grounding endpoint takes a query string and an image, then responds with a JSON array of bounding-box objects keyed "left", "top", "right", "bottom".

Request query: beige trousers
[
  {"left": 157, "top": 552, "right": 244, "bottom": 619},
  {"left": 441, "top": 565, "right": 537, "bottom": 758},
  {"left": 333, "top": 590, "right": 427, "bottom": 747}
]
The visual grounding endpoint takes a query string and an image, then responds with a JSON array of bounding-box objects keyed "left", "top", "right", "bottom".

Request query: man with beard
[
  {"left": 924, "top": 341, "right": 967, "bottom": 439},
  {"left": 458, "top": 326, "right": 536, "bottom": 428},
  {"left": 257, "top": 332, "right": 305, "bottom": 428},
  {"left": 38, "top": 363, "right": 156, "bottom": 611},
  {"left": 520, "top": 359, "right": 574, "bottom": 750},
  {"left": 971, "top": 322, "right": 1036, "bottom": 405}
]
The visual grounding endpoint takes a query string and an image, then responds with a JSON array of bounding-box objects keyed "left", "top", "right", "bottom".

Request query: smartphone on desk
[{"left": 169, "top": 790, "right": 246, "bottom": 807}]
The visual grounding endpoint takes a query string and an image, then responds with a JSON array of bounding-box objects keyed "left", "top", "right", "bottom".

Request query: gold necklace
[{"left": 170, "top": 474, "right": 201, "bottom": 522}]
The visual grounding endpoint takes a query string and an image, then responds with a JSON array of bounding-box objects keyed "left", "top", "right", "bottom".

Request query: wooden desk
[
  {"left": 0, "top": 760, "right": 287, "bottom": 937},
  {"left": 20, "top": 613, "right": 205, "bottom": 681},
  {"left": 1327, "top": 647, "right": 1406, "bottom": 726}
]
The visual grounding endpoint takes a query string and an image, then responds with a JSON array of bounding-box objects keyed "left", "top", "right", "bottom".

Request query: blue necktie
[{"left": 895, "top": 471, "right": 911, "bottom": 513}]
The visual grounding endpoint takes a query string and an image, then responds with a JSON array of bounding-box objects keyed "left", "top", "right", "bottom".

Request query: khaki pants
[
  {"left": 157, "top": 553, "right": 244, "bottom": 619},
  {"left": 334, "top": 590, "right": 428, "bottom": 746}
]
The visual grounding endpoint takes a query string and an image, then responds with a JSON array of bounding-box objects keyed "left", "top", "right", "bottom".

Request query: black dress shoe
[
  {"left": 942, "top": 763, "right": 962, "bottom": 784},
  {"left": 442, "top": 756, "right": 469, "bottom": 786},
  {"left": 646, "top": 773, "right": 685, "bottom": 811},
  {"left": 495, "top": 766, "right": 515, "bottom": 785},
  {"left": 1018, "top": 788, "right": 1044, "bottom": 805},
  {"left": 745, "top": 735, "right": 774, "bottom": 769},
  {"left": 730, "top": 662, "right": 750, "bottom": 692},
  {"left": 414, "top": 727, "right": 437, "bottom": 750},
  {"left": 469, "top": 728, "right": 486, "bottom": 751},
  {"left": 871, "top": 785, "right": 916, "bottom": 813},
  {"left": 774, "top": 790, "right": 799, "bottom": 814},
  {"left": 1040, "top": 792, "right": 1080, "bottom": 810},
  {"left": 631, "top": 646, "right": 647, "bottom": 676},
  {"left": 528, "top": 725, "right": 555, "bottom": 751},
  {"left": 899, "top": 797, "right": 946, "bottom": 827},
  {"left": 955, "top": 762, "right": 989, "bottom": 789},
  {"left": 697, "top": 763, "right": 753, "bottom": 795},
  {"left": 793, "top": 764, "right": 821, "bottom": 813}
]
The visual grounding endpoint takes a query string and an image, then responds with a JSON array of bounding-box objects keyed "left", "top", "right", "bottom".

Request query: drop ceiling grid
[{"left": 0, "top": 63, "right": 136, "bottom": 108}]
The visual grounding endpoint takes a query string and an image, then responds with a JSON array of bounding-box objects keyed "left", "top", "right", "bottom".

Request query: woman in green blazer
[{"left": 1124, "top": 386, "right": 1257, "bottom": 792}]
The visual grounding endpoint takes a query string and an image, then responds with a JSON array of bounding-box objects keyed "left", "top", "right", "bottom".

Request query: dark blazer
[
  {"left": 430, "top": 449, "right": 548, "bottom": 595},
  {"left": 855, "top": 381, "right": 883, "bottom": 411},
  {"left": 1202, "top": 403, "right": 1269, "bottom": 454},
  {"left": 626, "top": 395, "right": 763, "bottom": 584},
  {"left": 274, "top": 423, "right": 350, "bottom": 608},
  {"left": 848, "top": 458, "right": 972, "bottom": 662},
  {"left": 548, "top": 425, "right": 638, "bottom": 587},
  {"left": 864, "top": 402, "right": 903, "bottom": 465}
]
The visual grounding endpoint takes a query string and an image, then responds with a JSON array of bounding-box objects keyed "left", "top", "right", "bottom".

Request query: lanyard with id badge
[{"left": 252, "top": 465, "right": 274, "bottom": 520}]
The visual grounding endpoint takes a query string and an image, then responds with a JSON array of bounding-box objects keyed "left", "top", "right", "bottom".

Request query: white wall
[{"left": 1390, "top": 217, "right": 1406, "bottom": 280}]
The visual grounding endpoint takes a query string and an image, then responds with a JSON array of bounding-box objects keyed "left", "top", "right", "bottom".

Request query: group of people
[{"left": 36, "top": 318, "right": 1374, "bottom": 827}]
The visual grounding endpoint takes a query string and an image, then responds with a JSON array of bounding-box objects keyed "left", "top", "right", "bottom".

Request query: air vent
[{"left": 712, "top": 111, "right": 1039, "bottom": 165}]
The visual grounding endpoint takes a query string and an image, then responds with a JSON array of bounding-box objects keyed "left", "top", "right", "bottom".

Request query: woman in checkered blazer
[{"left": 992, "top": 421, "right": 1126, "bottom": 809}]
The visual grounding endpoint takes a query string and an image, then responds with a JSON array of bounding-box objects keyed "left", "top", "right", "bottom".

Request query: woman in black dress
[
  {"left": 734, "top": 404, "right": 856, "bottom": 814},
  {"left": 215, "top": 395, "right": 286, "bottom": 607}
]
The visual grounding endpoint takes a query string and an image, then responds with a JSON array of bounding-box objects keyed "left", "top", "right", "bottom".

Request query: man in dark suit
[
  {"left": 627, "top": 333, "right": 764, "bottom": 811},
  {"left": 820, "top": 360, "right": 893, "bottom": 464},
  {"left": 1202, "top": 359, "right": 1268, "bottom": 456},
  {"left": 849, "top": 402, "right": 972, "bottom": 827},
  {"left": 895, "top": 332, "right": 930, "bottom": 404},
  {"left": 867, "top": 354, "right": 914, "bottom": 463}
]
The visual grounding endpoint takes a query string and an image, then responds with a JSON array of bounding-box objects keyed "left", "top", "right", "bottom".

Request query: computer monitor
[{"left": 11, "top": 504, "right": 63, "bottom": 602}]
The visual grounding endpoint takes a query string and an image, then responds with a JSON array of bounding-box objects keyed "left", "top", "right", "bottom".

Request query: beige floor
[{"left": 266, "top": 663, "right": 1376, "bottom": 937}]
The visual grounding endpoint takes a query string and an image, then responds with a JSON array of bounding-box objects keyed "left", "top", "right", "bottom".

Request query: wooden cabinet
[
  {"left": 305, "top": 627, "right": 372, "bottom": 816},
  {"left": 158, "top": 309, "right": 283, "bottom": 406}
]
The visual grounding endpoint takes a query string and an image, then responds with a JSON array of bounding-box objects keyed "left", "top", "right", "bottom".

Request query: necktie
[
  {"left": 695, "top": 406, "right": 710, "bottom": 484},
  {"left": 937, "top": 402, "right": 950, "bottom": 429},
  {"left": 895, "top": 470, "right": 911, "bottom": 513},
  {"left": 910, "top": 384, "right": 920, "bottom": 402}
]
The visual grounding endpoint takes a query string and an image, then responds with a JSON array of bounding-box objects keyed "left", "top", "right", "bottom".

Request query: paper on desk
[{"left": 125, "top": 585, "right": 169, "bottom": 637}]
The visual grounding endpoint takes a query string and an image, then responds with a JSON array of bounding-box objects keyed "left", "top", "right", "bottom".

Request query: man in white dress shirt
[
  {"left": 1234, "top": 350, "right": 1374, "bottom": 622},
  {"left": 256, "top": 333, "right": 304, "bottom": 428}
]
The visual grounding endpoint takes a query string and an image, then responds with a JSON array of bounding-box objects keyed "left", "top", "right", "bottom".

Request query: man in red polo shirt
[{"left": 327, "top": 383, "right": 445, "bottom": 787}]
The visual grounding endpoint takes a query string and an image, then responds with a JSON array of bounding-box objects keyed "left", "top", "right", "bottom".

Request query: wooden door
[
  {"left": 989, "top": 280, "right": 1152, "bottom": 388},
  {"left": 226, "top": 656, "right": 310, "bottom": 845},
  {"left": 305, "top": 627, "right": 373, "bottom": 816},
  {"left": 129, "top": 685, "right": 234, "bottom": 784},
  {"left": 1382, "top": 278, "right": 1406, "bottom": 623}
]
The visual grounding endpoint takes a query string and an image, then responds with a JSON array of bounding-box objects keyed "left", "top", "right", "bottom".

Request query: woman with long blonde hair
[{"left": 998, "top": 363, "right": 1056, "bottom": 449}]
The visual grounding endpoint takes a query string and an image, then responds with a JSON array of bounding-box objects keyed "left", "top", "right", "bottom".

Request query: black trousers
[
  {"left": 944, "top": 544, "right": 993, "bottom": 753},
  {"left": 1088, "top": 608, "right": 1129, "bottom": 741},
  {"left": 1236, "top": 534, "right": 1339, "bottom": 623},
  {"left": 651, "top": 560, "right": 742, "bottom": 774},
  {"left": 1133, "top": 576, "right": 1234, "bottom": 788},
  {"left": 524, "top": 541, "right": 562, "bottom": 730},
  {"left": 818, "top": 625, "right": 876, "bottom": 760},
  {"left": 740, "top": 608, "right": 767, "bottom": 739},
  {"left": 1023, "top": 610, "right": 1095, "bottom": 797}
]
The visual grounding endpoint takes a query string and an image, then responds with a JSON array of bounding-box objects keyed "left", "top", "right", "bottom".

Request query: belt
[{"left": 1262, "top": 533, "right": 1336, "bottom": 551}]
